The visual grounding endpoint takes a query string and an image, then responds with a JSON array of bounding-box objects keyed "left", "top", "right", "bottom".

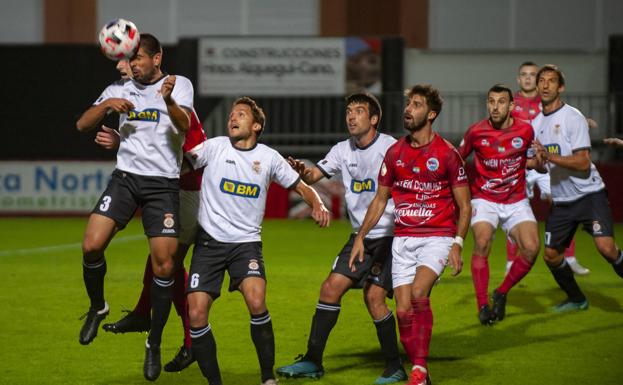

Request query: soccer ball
[{"left": 98, "top": 18, "right": 140, "bottom": 61}]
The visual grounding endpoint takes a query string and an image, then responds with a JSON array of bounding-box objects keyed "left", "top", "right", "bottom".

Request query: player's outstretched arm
[
  {"left": 94, "top": 125, "right": 120, "bottom": 150},
  {"left": 287, "top": 157, "right": 325, "bottom": 185},
  {"left": 76, "top": 98, "right": 134, "bottom": 132},
  {"left": 292, "top": 180, "right": 331, "bottom": 228},
  {"left": 604, "top": 137, "right": 623, "bottom": 149},
  {"left": 161, "top": 75, "right": 190, "bottom": 133},
  {"left": 349, "top": 185, "right": 391, "bottom": 271},
  {"left": 448, "top": 185, "right": 471, "bottom": 276}
]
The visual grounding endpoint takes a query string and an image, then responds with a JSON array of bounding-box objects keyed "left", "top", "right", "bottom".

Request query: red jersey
[
  {"left": 378, "top": 134, "right": 468, "bottom": 237},
  {"left": 180, "top": 110, "right": 206, "bottom": 191},
  {"left": 512, "top": 92, "right": 541, "bottom": 122},
  {"left": 459, "top": 118, "right": 534, "bottom": 204}
]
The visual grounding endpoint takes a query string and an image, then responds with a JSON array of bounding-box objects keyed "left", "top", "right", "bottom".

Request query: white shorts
[
  {"left": 391, "top": 236, "right": 452, "bottom": 288},
  {"left": 525, "top": 169, "right": 550, "bottom": 200},
  {"left": 179, "top": 190, "right": 200, "bottom": 245},
  {"left": 471, "top": 198, "right": 536, "bottom": 235}
]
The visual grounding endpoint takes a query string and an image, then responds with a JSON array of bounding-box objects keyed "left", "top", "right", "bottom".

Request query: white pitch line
[{"left": 0, "top": 234, "right": 146, "bottom": 257}]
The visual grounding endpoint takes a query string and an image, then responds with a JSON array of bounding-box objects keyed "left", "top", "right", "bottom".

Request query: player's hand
[
  {"left": 532, "top": 139, "right": 548, "bottom": 161},
  {"left": 604, "top": 137, "right": 623, "bottom": 148},
  {"left": 587, "top": 118, "right": 598, "bottom": 129},
  {"left": 447, "top": 244, "right": 463, "bottom": 276},
  {"left": 311, "top": 204, "right": 331, "bottom": 228},
  {"left": 287, "top": 156, "right": 312, "bottom": 178},
  {"left": 161, "top": 75, "right": 176, "bottom": 104},
  {"left": 348, "top": 235, "right": 365, "bottom": 272},
  {"left": 105, "top": 98, "right": 134, "bottom": 113},
  {"left": 94, "top": 125, "right": 120, "bottom": 150}
]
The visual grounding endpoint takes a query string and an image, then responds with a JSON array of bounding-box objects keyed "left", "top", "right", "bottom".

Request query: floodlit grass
[{"left": 0, "top": 218, "right": 621, "bottom": 384}]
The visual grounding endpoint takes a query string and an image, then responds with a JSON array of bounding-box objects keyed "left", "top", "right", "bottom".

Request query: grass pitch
[{"left": 0, "top": 218, "right": 621, "bottom": 385}]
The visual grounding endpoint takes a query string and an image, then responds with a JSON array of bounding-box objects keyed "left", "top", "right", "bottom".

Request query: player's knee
[
  {"left": 521, "top": 242, "right": 540, "bottom": 261},
  {"left": 473, "top": 238, "right": 491, "bottom": 256},
  {"left": 188, "top": 304, "right": 208, "bottom": 325},
  {"left": 364, "top": 288, "right": 387, "bottom": 312},
  {"left": 319, "top": 279, "right": 344, "bottom": 302},
  {"left": 152, "top": 259, "right": 174, "bottom": 278},
  {"left": 81, "top": 239, "right": 105, "bottom": 261},
  {"left": 542, "top": 247, "right": 562, "bottom": 266},
  {"left": 245, "top": 296, "right": 266, "bottom": 314},
  {"left": 411, "top": 286, "right": 429, "bottom": 299}
]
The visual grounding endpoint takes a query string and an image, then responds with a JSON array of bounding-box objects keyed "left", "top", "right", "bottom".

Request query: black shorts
[
  {"left": 545, "top": 190, "right": 614, "bottom": 250},
  {"left": 332, "top": 234, "right": 394, "bottom": 295},
  {"left": 92, "top": 169, "right": 180, "bottom": 237},
  {"left": 187, "top": 227, "right": 265, "bottom": 299}
]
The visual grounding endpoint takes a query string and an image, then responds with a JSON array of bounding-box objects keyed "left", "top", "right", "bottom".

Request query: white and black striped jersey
[
  {"left": 188, "top": 136, "right": 300, "bottom": 243},
  {"left": 94, "top": 75, "right": 194, "bottom": 178},
  {"left": 532, "top": 103, "right": 605, "bottom": 203},
  {"left": 317, "top": 132, "right": 396, "bottom": 238}
]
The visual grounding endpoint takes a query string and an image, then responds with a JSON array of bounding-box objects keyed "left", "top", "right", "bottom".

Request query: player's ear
[
  {"left": 252, "top": 122, "right": 262, "bottom": 134},
  {"left": 153, "top": 52, "right": 162, "bottom": 67},
  {"left": 428, "top": 110, "right": 437, "bottom": 121},
  {"left": 370, "top": 114, "right": 379, "bottom": 126}
]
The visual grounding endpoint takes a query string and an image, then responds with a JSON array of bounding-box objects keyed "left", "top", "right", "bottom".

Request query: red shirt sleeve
[
  {"left": 378, "top": 143, "right": 396, "bottom": 187},
  {"left": 182, "top": 110, "right": 207, "bottom": 154},
  {"left": 446, "top": 148, "right": 469, "bottom": 188}
]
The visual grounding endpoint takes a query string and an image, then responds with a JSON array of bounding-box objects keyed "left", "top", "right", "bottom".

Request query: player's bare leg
[
  {"left": 143, "top": 236, "right": 177, "bottom": 381},
  {"left": 364, "top": 283, "right": 407, "bottom": 383},
  {"left": 593, "top": 237, "right": 623, "bottom": 277},
  {"left": 544, "top": 246, "right": 589, "bottom": 312},
  {"left": 189, "top": 291, "right": 222, "bottom": 385},
  {"left": 470, "top": 221, "right": 495, "bottom": 325},
  {"left": 239, "top": 277, "right": 276, "bottom": 384},
  {"left": 492, "top": 221, "right": 539, "bottom": 321},
  {"left": 79, "top": 214, "right": 117, "bottom": 345}
]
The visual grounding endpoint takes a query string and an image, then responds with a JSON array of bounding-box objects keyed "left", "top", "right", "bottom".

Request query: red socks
[
  {"left": 498, "top": 256, "right": 534, "bottom": 294},
  {"left": 397, "top": 298, "right": 433, "bottom": 369},
  {"left": 471, "top": 255, "right": 489, "bottom": 309}
]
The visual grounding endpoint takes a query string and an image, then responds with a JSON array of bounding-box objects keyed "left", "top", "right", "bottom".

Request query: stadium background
[{"left": 0, "top": 1, "right": 622, "bottom": 385}]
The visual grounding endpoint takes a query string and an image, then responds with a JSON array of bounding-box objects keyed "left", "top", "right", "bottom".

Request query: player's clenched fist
[
  {"left": 105, "top": 98, "right": 134, "bottom": 113},
  {"left": 161, "top": 75, "right": 176, "bottom": 104}
]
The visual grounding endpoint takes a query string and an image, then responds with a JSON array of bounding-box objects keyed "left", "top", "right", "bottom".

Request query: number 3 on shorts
[
  {"left": 190, "top": 273, "right": 200, "bottom": 288},
  {"left": 99, "top": 196, "right": 112, "bottom": 212}
]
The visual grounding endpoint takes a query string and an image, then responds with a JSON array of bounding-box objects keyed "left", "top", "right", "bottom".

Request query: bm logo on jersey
[
  {"left": 126, "top": 108, "right": 160, "bottom": 122},
  {"left": 220, "top": 178, "right": 260, "bottom": 198},
  {"left": 544, "top": 143, "right": 561, "bottom": 155},
  {"left": 351, "top": 179, "right": 375, "bottom": 194}
]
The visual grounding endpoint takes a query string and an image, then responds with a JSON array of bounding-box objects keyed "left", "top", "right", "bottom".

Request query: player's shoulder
[{"left": 561, "top": 103, "right": 586, "bottom": 121}]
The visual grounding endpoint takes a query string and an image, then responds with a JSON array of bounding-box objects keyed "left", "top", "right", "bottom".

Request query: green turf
[{"left": 0, "top": 218, "right": 621, "bottom": 385}]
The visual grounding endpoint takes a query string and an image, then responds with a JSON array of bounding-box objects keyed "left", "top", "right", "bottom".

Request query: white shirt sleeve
[
  {"left": 567, "top": 112, "right": 591, "bottom": 151},
  {"left": 316, "top": 143, "right": 341, "bottom": 178},
  {"left": 186, "top": 139, "right": 212, "bottom": 170},
  {"left": 171, "top": 76, "right": 194, "bottom": 110},
  {"left": 271, "top": 152, "right": 301, "bottom": 189},
  {"left": 93, "top": 82, "right": 122, "bottom": 106}
]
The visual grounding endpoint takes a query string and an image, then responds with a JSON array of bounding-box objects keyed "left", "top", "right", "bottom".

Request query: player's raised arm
[
  {"left": 349, "top": 185, "right": 392, "bottom": 271},
  {"left": 161, "top": 75, "right": 190, "bottom": 133},
  {"left": 292, "top": 180, "right": 331, "bottom": 227}
]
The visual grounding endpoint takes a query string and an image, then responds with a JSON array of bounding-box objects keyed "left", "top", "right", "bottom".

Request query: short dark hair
[
  {"left": 138, "top": 33, "right": 162, "bottom": 57},
  {"left": 405, "top": 84, "right": 443, "bottom": 122},
  {"left": 518, "top": 61, "right": 538, "bottom": 71},
  {"left": 488, "top": 84, "right": 514, "bottom": 102},
  {"left": 233, "top": 96, "right": 266, "bottom": 135},
  {"left": 537, "top": 64, "right": 566, "bottom": 86},
  {"left": 345, "top": 92, "right": 382, "bottom": 128}
]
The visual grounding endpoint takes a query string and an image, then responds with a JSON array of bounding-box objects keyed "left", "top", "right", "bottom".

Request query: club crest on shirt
[
  {"left": 426, "top": 158, "right": 439, "bottom": 171},
  {"left": 511, "top": 137, "right": 523, "bottom": 149},
  {"left": 481, "top": 139, "right": 490, "bottom": 146},
  {"left": 554, "top": 124, "right": 561, "bottom": 135},
  {"left": 252, "top": 160, "right": 261, "bottom": 174},
  {"left": 163, "top": 213, "right": 175, "bottom": 228}
]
